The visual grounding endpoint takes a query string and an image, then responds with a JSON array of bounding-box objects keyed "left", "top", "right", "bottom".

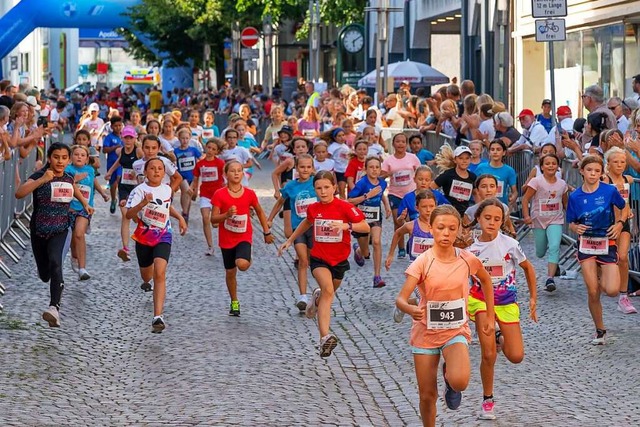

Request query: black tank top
[{"left": 119, "top": 146, "right": 140, "bottom": 188}]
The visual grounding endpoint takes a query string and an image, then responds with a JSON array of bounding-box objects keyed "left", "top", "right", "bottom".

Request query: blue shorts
[
  {"left": 388, "top": 194, "right": 403, "bottom": 211},
  {"left": 107, "top": 164, "right": 121, "bottom": 185},
  {"left": 576, "top": 241, "right": 618, "bottom": 265},
  {"left": 411, "top": 335, "right": 468, "bottom": 355}
]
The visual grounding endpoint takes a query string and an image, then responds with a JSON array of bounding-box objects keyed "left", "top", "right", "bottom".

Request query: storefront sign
[{"left": 532, "top": 0, "right": 567, "bottom": 18}]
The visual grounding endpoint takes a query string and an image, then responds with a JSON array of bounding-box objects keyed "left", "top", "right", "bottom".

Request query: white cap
[
  {"left": 26, "top": 96, "right": 40, "bottom": 110},
  {"left": 453, "top": 146, "right": 472, "bottom": 157},
  {"left": 560, "top": 117, "right": 574, "bottom": 133},
  {"left": 89, "top": 102, "right": 100, "bottom": 112}
]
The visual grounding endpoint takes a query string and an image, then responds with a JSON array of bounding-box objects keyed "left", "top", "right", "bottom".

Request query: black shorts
[
  {"left": 136, "top": 242, "right": 171, "bottom": 268},
  {"left": 118, "top": 185, "right": 135, "bottom": 202},
  {"left": 622, "top": 219, "right": 631, "bottom": 234},
  {"left": 69, "top": 209, "right": 91, "bottom": 229},
  {"left": 310, "top": 257, "right": 350, "bottom": 281},
  {"left": 293, "top": 228, "right": 314, "bottom": 248},
  {"left": 283, "top": 197, "right": 291, "bottom": 212},
  {"left": 388, "top": 194, "right": 402, "bottom": 210},
  {"left": 335, "top": 171, "right": 347, "bottom": 183},
  {"left": 221, "top": 241, "right": 252, "bottom": 270}
]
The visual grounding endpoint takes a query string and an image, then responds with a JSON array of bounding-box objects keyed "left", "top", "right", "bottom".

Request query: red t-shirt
[
  {"left": 213, "top": 187, "right": 259, "bottom": 249},
  {"left": 306, "top": 198, "right": 365, "bottom": 266},
  {"left": 344, "top": 158, "right": 365, "bottom": 182},
  {"left": 194, "top": 157, "right": 225, "bottom": 199}
]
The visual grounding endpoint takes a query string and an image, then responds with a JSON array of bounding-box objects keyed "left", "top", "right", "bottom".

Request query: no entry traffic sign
[{"left": 241, "top": 27, "right": 260, "bottom": 48}]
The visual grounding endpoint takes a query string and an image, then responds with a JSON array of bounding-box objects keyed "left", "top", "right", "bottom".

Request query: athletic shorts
[
  {"left": 108, "top": 164, "right": 121, "bottom": 185},
  {"left": 388, "top": 194, "right": 402, "bottom": 211},
  {"left": 411, "top": 335, "right": 468, "bottom": 355},
  {"left": 199, "top": 196, "right": 213, "bottom": 209},
  {"left": 576, "top": 241, "right": 618, "bottom": 265},
  {"left": 68, "top": 209, "right": 91, "bottom": 229},
  {"left": 622, "top": 219, "right": 631, "bottom": 234},
  {"left": 118, "top": 185, "right": 135, "bottom": 203},
  {"left": 293, "top": 228, "right": 313, "bottom": 248},
  {"left": 352, "top": 220, "right": 381, "bottom": 238},
  {"left": 135, "top": 242, "right": 171, "bottom": 268},
  {"left": 221, "top": 241, "right": 252, "bottom": 270},
  {"left": 335, "top": 171, "right": 347, "bottom": 183},
  {"left": 467, "top": 295, "right": 520, "bottom": 324},
  {"left": 310, "top": 257, "right": 350, "bottom": 281},
  {"left": 283, "top": 197, "right": 291, "bottom": 212}
]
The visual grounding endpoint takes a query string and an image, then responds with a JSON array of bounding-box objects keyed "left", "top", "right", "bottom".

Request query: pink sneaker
[
  {"left": 479, "top": 399, "right": 496, "bottom": 420},
  {"left": 618, "top": 295, "right": 638, "bottom": 314}
]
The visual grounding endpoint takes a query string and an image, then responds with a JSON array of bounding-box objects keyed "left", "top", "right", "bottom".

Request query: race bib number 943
[{"left": 426, "top": 298, "right": 466, "bottom": 329}]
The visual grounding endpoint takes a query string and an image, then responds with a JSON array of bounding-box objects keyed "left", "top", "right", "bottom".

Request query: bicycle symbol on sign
[{"left": 538, "top": 21, "right": 559, "bottom": 34}]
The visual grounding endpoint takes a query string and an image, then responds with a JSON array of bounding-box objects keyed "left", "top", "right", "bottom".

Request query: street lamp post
[
  {"left": 309, "top": 1, "right": 321, "bottom": 82},
  {"left": 365, "top": 1, "right": 402, "bottom": 101},
  {"left": 263, "top": 15, "right": 272, "bottom": 95},
  {"left": 232, "top": 22, "right": 240, "bottom": 87}
]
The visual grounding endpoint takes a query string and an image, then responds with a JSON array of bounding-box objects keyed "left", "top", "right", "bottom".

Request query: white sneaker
[
  {"left": 393, "top": 307, "right": 405, "bottom": 323},
  {"left": 305, "top": 288, "right": 321, "bottom": 319},
  {"left": 70, "top": 257, "right": 79, "bottom": 273},
  {"left": 205, "top": 246, "right": 214, "bottom": 256},
  {"left": 319, "top": 334, "right": 338, "bottom": 358},
  {"left": 617, "top": 295, "right": 638, "bottom": 314},
  {"left": 296, "top": 294, "right": 308, "bottom": 312},
  {"left": 78, "top": 269, "right": 91, "bottom": 281},
  {"left": 42, "top": 306, "right": 60, "bottom": 327},
  {"left": 591, "top": 330, "right": 606, "bottom": 345}
]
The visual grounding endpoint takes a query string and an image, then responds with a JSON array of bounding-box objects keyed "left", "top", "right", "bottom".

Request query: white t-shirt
[
  {"left": 618, "top": 115, "right": 629, "bottom": 134},
  {"left": 220, "top": 146, "right": 252, "bottom": 165},
  {"left": 328, "top": 142, "right": 351, "bottom": 173},
  {"left": 158, "top": 136, "right": 178, "bottom": 153},
  {"left": 479, "top": 118, "right": 496, "bottom": 141},
  {"left": 515, "top": 121, "right": 548, "bottom": 149},
  {"left": 125, "top": 182, "right": 173, "bottom": 230},
  {"left": 82, "top": 118, "right": 105, "bottom": 147},
  {"left": 133, "top": 156, "right": 178, "bottom": 186},
  {"left": 368, "top": 143, "right": 385, "bottom": 158},
  {"left": 385, "top": 107, "right": 405, "bottom": 130},
  {"left": 314, "top": 158, "right": 335, "bottom": 172}
]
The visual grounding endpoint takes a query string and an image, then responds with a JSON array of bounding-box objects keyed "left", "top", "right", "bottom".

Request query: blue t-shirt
[
  {"left": 398, "top": 190, "right": 449, "bottom": 221},
  {"left": 468, "top": 159, "right": 488, "bottom": 175},
  {"left": 566, "top": 182, "right": 626, "bottom": 238},
  {"left": 535, "top": 114, "right": 553, "bottom": 133},
  {"left": 280, "top": 178, "right": 317, "bottom": 230},
  {"left": 66, "top": 164, "right": 96, "bottom": 211},
  {"left": 174, "top": 146, "right": 202, "bottom": 181},
  {"left": 474, "top": 163, "right": 517, "bottom": 204},
  {"left": 415, "top": 148, "right": 435, "bottom": 165},
  {"left": 238, "top": 137, "right": 258, "bottom": 175},
  {"left": 348, "top": 176, "right": 387, "bottom": 207},
  {"left": 202, "top": 125, "right": 220, "bottom": 139},
  {"left": 103, "top": 132, "right": 123, "bottom": 167}
]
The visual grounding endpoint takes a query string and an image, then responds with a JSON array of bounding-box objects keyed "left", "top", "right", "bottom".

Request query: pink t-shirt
[
  {"left": 526, "top": 174, "right": 568, "bottom": 229},
  {"left": 382, "top": 152, "right": 421, "bottom": 198}
]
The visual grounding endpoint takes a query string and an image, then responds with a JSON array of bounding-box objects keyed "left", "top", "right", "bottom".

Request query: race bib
[
  {"left": 539, "top": 199, "right": 561, "bottom": 216},
  {"left": 142, "top": 203, "right": 169, "bottom": 229},
  {"left": 621, "top": 183, "right": 630, "bottom": 204},
  {"left": 411, "top": 236, "right": 433, "bottom": 258},
  {"left": 339, "top": 149, "right": 350, "bottom": 161},
  {"left": 294, "top": 197, "right": 317, "bottom": 218},
  {"left": 484, "top": 260, "right": 507, "bottom": 282},
  {"left": 393, "top": 170, "right": 412, "bottom": 186},
  {"left": 496, "top": 181, "right": 504, "bottom": 198},
  {"left": 303, "top": 129, "right": 315, "bottom": 137},
  {"left": 358, "top": 205, "right": 380, "bottom": 223},
  {"left": 426, "top": 298, "right": 466, "bottom": 329},
  {"left": 178, "top": 156, "right": 196, "bottom": 171},
  {"left": 121, "top": 168, "right": 138, "bottom": 185},
  {"left": 224, "top": 214, "right": 248, "bottom": 233},
  {"left": 202, "top": 129, "right": 214, "bottom": 140},
  {"left": 200, "top": 167, "right": 219, "bottom": 182},
  {"left": 50, "top": 182, "right": 74, "bottom": 203},
  {"left": 579, "top": 236, "right": 609, "bottom": 255},
  {"left": 314, "top": 219, "right": 343, "bottom": 243},
  {"left": 77, "top": 184, "right": 91, "bottom": 201},
  {"left": 449, "top": 179, "right": 472, "bottom": 201}
]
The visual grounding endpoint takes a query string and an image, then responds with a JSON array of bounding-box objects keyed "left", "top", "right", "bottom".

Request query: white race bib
[
  {"left": 178, "top": 156, "right": 196, "bottom": 171},
  {"left": 496, "top": 181, "right": 504, "bottom": 198},
  {"left": 202, "top": 129, "right": 214, "bottom": 140},
  {"left": 393, "top": 170, "right": 412, "bottom": 186},
  {"left": 314, "top": 219, "right": 343, "bottom": 243},
  {"left": 200, "top": 166, "right": 219, "bottom": 182},
  {"left": 411, "top": 236, "right": 433, "bottom": 258},
  {"left": 77, "top": 184, "right": 91, "bottom": 202},
  {"left": 224, "top": 214, "right": 248, "bottom": 233},
  {"left": 426, "top": 298, "right": 466, "bottom": 329},
  {"left": 483, "top": 260, "right": 507, "bottom": 283},
  {"left": 50, "top": 182, "right": 74, "bottom": 203},
  {"left": 294, "top": 197, "right": 316, "bottom": 218},
  {"left": 358, "top": 205, "right": 380, "bottom": 223},
  {"left": 539, "top": 198, "right": 561, "bottom": 216},
  {"left": 579, "top": 236, "right": 609, "bottom": 255},
  {"left": 303, "top": 129, "right": 315, "bottom": 137},
  {"left": 142, "top": 203, "right": 169, "bottom": 228},
  {"left": 621, "top": 183, "right": 630, "bottom": 204},
  {"left": 449, "top": 179, "right": 472, "bottom": 201},
  {"left": 121, "top": 168, "right": 138, "bottom": 185}
]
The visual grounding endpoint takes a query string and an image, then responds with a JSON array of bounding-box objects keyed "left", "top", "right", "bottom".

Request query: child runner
[
  {"left": 467, "top": 198, "right": 537, "bottom": 420},
  {"left": 101, "top": 116, "right": 124, "bottom": 213},
  {"left": 523, "top": 142, "right": 563, "bottom": 185},
  {"left": 382, "top": 133, "right": 421, "bottom": 258},
  {"left": 601, "top": 147, "right": 637, "bottom": 314},
  {"left": 474, "top": 140, "right": 517, "bottom": 207},
  {"left": 342, "top": 118, "right": 356, "bottom": 148},
  {"left": 432, "top": 145, "right": 476, "bottom": 217},
  {"left": 105, "top": 126, "right": 144, "bottom": 262},
  {"left": 202, "top": 110, "right": 220, "bottom": 140},
  {"left": 211, "top": 160, "right": 275, "bottom": 316},
  {"left": 66, "top": 145, "right": 109, "bottom": 280},
  {"left": 363, "top": 125, "right": 385, "bottom": 157},
  {"left": 278, "top": 171, "right": 369, "bottom": 358},
  {"left": 73, "top": 129, "right": 101, "bottom": 173},
  {"left": 15, "top": 143, "right": 94, "bottom": 327},
  {"left": 325, "top": 127, "right": 351, "bottom": 199},
  {"left": 191, "top": 138, "right": 226, "bottom": 256},
  {"left": 521, "top": 154, "right": 569, "bottom": 292},
  {"left": 396, "top": 205, "right": 494, "bottom": 427},
  {"left": 345, "top": 140, "right": 368, "bottom": 190},
  {"left": 348, "top": 156, "right": 392, "bottom": 288},
  {"left": 132, "top": 135, "right": 182, "bottom": 192},
  {"left": 566, "top": 155, "right": 626, "bottom": 345},
  {"left": 398, "top": 165, "right": 449, "bottom": 222},
  {"left": 174, "top": 128, "right": 203, "bottom": 223},
  {"left": 267, "top": 154, "right": 317, "bottom": 311},
  {"left": 409, "top": 134, "right": 435, "bottom": 165},
  {"left": 313, "top": 141, "right": 335, "bottom": 172},
  {"left": 125, "top": 158, "right": 188, "bottom": 332},
  {"left": 467, "top": 140, "right": 487, "bottom": 175},
  {"left": 271, "top": 125, "right": 293, "bottom": 165},
  {"left": 219, "top": 128, "right": 253, "bottom": 186}
]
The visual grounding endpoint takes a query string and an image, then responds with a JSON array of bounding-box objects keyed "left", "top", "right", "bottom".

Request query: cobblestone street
[{"left": 1, "top": 164, "right": 640, "bottom": 426}]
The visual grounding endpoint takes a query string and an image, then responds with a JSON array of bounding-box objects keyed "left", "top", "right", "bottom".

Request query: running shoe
[
  {"left": 42, "top": 306, "right": 60, "bottom": 328},
  {"left": 442, "top": 363, "right": 462, "bottom": 410},
  {"left": 544, "top": 278, "right": 556, "bottom": 292},
  {"left": 117, "top": 247, "right": 131, "bottom": 262},
  {"left": 229, "top": 300, "right": 240, "bottom": 317},
  {"left": 296, "top": 294, "right": 308, "bottom": 312},
  {"left": 591, "top": 329, "right": 606, "bottom": 345},
  {"left": 78, "top": 269, "right": 91, "bottom": 281},
  {"left": 151, "top": 316, "right": 166, "bottom": 333},
  {"left": 397, "top": 249, "right": 407, "bottom": 259},
  {"left": 306, "top": 288, "right": 321, "bottom": 319},
  {"left": 140, "top": 282, "right": 152, "bottom": 292},
  {"left": 373, "top": 275, "right": 386, "bottom": 288},
  {"left": 353, "top": 243, "right": 365, "bottom": 266},
  {"left": 495, "top": 329, "right": 504, "bottom": 353},
  {"left": 617, "top": 295, "right": 638, "bottom": 314},
  {"left": 70, "top": 257, "right": 79, "bottom": 273},
  {"left": 110, "top": 200, "right": 116, "bottom": 214},
  {"left": 205, "top": 246, "right": 214, "bottom": 256},
  {"left": 319, "top": 334, "right": 338, "bottom": 358},
  {"left": 393, "top": 306, "right": 405, "bottom": 323},
  {"left": 478, "top": 398, "right": 496, "bottom": 420}
]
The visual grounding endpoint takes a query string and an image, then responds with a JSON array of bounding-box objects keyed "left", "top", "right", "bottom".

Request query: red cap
[
  {"left": 556, "top": 105, "right": 572, "bottom": 117},
  {"left": 518, "top": 109, "right": 534, "bottom": 119}
]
